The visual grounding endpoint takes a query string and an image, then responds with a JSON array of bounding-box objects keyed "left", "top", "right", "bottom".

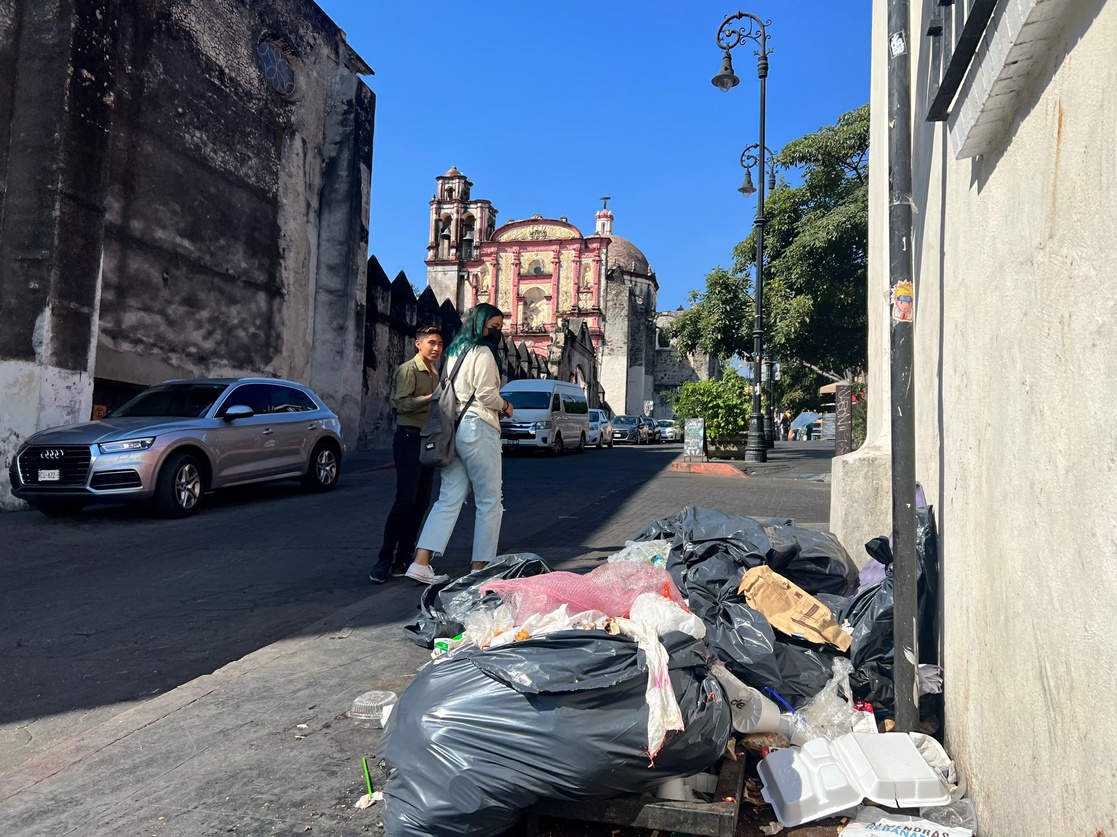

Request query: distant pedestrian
[
  {"left": 407, "top": 304, "right": 511, "bottom": 584},
  {"left": 783, "top": 409, "right": 794, "bottom": 441},
  {"left": 368, "top": 326, "right": 444, "bottom": 584},
  {"left": 805, "top": 418, "right": 815, "bottom": 441}
]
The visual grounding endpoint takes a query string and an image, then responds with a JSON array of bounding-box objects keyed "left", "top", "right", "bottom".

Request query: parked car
[
  {"left": 588, "top": 409, "right": 614, "bottom": 449},
  {"left": 8, "top": 377, "right": 344, "bottom": 518},
  {"left": 643, "top": 416, "right": 663, "bottom": 444},
  {"left": 499, "top": 379, "right": 590, "bottom": 454},
  {"left": 657, "top": 419, "right": 679, "bottom": 442},
  {"left": 611, "top": 415, "right": 649, "bottom": 445}
]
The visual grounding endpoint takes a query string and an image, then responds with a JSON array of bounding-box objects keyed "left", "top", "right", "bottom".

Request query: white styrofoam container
[{"left": 757, "top": 732, "right": 952, "bottom": 827}]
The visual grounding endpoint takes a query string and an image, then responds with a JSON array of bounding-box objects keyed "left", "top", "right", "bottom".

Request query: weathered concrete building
[
  {"left": 832, "top": 1, "right": 1116, "bottom": 832},
  {"left": 652, "top": 310, "right": 720, "bottom": 419},
  {"left": 0, "top": 0, "right": 373, "bottom": 508}
]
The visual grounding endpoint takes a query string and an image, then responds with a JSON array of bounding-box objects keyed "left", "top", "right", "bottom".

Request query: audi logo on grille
[{"left": 41, "top": 449, "right": 65, "bottom": 460}]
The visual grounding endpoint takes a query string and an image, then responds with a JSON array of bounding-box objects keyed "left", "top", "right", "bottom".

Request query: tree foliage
[{"left": 671, "top": 104, "right": 869, "bottom": 380}]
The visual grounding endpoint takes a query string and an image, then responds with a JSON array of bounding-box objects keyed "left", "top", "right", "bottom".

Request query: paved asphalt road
[{"left": 0, "top": 441, "right": 835, "bottom": 781}]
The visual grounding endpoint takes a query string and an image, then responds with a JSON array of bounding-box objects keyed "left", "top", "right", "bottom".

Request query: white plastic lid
[
  {"left": 758, "top": 733, "right": 951, "bottom": 827},
  {"left": 833, "top": 733, "right": 952, "bottom": 808}
]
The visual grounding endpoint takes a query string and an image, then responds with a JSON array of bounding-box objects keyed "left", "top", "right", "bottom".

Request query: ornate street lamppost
[
  {"left": 713, "top": 11, "right": 772, "bottom": 462},
  {"left": 739, "top": 145, "right": 779, "bottom": 448}
]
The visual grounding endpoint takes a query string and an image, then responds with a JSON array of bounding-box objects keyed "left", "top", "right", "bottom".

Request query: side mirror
[{"left": 223, "top": 404, "right": 254, "bottom": 421}]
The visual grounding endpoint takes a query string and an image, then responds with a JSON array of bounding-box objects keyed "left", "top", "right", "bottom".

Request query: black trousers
[{"left": 376, "top": 427, "right": 435, "bottom": 570}]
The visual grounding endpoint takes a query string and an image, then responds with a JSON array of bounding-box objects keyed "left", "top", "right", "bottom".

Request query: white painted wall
[
  {"left": 834, "top": 1, "right": 1117, "bottom": 832},
  {"left": 0, "top": 361, "right": 93, "bottom": 509}
]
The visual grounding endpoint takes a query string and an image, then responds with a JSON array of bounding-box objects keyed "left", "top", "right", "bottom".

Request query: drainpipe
[{"left": 887, "top": 0, "right": 919, "bottom": 733}]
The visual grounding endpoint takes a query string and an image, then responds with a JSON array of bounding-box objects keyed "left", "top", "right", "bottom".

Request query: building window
[{"left": 256, "top": 39, "right": 297, "bottom": 98}]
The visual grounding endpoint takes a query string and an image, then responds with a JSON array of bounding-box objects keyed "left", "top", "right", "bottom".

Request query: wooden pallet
[{"left": 522, "top": 756, "right": 746, "bottom": 837}]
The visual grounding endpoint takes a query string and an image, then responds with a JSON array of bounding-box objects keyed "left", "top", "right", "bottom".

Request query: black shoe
[
  {"left": 369, "top": 567, "right": 390, "bottom": 584},
  {"left": 390, "top": 564, "right": 409, "bottom": 578}
]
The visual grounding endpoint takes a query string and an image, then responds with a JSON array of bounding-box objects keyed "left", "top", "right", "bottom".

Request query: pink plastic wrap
[{"left": 481, "top": 563, "right": 686, "bottom": 624}]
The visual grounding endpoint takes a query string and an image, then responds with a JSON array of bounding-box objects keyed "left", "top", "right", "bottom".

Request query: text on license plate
[{"left": 38, "top": 469, "right": 61, "bottom": 481}]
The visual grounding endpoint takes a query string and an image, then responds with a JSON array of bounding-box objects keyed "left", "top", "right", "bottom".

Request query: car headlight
[
  {"left": 534, "top": 421, "right": 551, "bottom": 430},
  {"left": 99, "top": 437, "right": 156, "bottom": 454}
]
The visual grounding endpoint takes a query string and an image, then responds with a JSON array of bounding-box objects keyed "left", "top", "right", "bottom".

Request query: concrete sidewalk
[{"left": 0, "top": 444, "right": 837, "bottom": 836}]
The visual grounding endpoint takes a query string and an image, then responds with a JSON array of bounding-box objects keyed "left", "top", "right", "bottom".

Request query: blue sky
[{"left": 318, "top": 1, "right": 872, "bottom": 310}]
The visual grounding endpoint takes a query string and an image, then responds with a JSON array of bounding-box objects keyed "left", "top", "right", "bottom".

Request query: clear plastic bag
[
  {"left": 607, "top": 539, "right": 672, "bottom": 568},
  {"left": 921, "top": 799, "right": 978, "bottom": 832},
  {"left": 796, "top": 657, "right": 855, "bottom": 741}
]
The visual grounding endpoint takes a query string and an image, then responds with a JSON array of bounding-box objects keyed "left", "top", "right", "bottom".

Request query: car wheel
[
  {"left": 304, "top": 440, "right": 340, "bottom": 492},
  {"left": 35, "top": 501, "right": 85, "bottom": 517},
  {"left": 595, "top": 432, "right": 603, "bottom": 450},
  {"left": 155, "top": 452, "right": 203, "bottom": 518},
  {"left": 550, "top": 432, "right": 563, "bottom": 456},
  {"left": 576, "top": 432, "right": 586, "bottom": 454},
  {"left": 607, "top": 437, "right": 614, "bottom": 449}
]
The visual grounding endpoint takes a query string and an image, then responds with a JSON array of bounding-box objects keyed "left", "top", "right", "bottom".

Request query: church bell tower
[{"left": 426, "top": 167, "right": 497, "bottom": 309}]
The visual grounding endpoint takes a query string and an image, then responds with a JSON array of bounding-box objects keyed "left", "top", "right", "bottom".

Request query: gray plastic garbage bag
[
  {"left": 402, "top": 554, "right": 551, "bottom": 649},
  {"left": 635, "top": 507, "right": 858, "bottom": 597},
  {"left": 377, "top": 630, "right": 731, "bottom": 837}
]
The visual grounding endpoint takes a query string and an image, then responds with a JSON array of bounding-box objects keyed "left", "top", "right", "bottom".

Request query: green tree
[
  {"left": 671, "top": 104, "right": 869, "bottom": 382},
  {"left": 666, "top": 266, "right": 753, "bottom": 364},
  {"left": 669, "top": 369, "right": 752, "bottom": 438}
]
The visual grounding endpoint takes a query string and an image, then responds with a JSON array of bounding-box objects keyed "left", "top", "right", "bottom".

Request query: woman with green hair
[{"left": 405, "top": 303, "right": 512, "bottom": 584}]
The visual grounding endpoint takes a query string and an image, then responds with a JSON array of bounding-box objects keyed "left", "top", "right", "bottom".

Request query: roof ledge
[{"left": 947, "top": 0, "right": 1065, "bottom": 159}]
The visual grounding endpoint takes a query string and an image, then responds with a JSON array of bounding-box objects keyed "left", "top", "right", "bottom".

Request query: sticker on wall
[{"left": 891, "top": 280, "right": 914, "bottom": 323}]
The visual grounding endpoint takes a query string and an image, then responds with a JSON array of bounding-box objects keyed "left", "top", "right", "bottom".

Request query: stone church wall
[
  {"left": 358, "top": 255, "right": 547, "bottom": 450},
  {"left": 91, "top": 0, "right": 374, "bottom": 445}
]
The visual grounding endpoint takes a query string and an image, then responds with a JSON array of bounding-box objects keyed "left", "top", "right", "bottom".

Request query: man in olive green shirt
[{"left": 369, "top": 326, "right": 444, "bottom": 583}]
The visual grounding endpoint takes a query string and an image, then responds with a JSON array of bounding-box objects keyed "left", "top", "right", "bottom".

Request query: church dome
[{"left": 606, "top": 235, "right": 652, "bottom": 276}]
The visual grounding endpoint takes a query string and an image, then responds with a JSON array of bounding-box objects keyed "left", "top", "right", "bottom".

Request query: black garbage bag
[
  {"left": 402, "top": 554, "right": 552, "bottom": 649},
  {"left": 638, "top": 509, "right": 842, "bottom": 706},
  {"left": 636, "top": 507, "right": 858, "bottom": 598},
  {"left": 378, "top": 630, "right": 731, "bottom": 837},
  {"left": 839, "top": 506, "right": 939, "bottom": 710},
  {"left": 635, "top": 507, "right": 770, "bottom": 578},
  {"left": 762, "top": 521, "right": 861, "bottom": 596},
  {"left": 684, "top": 562, "right": 837, "bottom": 708}
]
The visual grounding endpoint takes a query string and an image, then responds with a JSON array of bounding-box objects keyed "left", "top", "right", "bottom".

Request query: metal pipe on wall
[{"left": 887, "top": 0, "right": 919, "bottom": 733}]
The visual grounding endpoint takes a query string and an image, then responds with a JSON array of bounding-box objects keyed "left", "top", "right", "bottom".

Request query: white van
[{"left": 499, "top": 379, "right": 590, "bottom": 454}]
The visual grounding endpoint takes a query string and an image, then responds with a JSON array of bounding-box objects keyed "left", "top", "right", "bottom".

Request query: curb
[{"left": 668, "top": 459, "right": 747, "bottom": 478}]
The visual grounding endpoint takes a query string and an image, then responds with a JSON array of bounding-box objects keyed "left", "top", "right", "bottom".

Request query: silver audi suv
[{"left": 8, "top": 378, "right": 344, "bottom": 518}]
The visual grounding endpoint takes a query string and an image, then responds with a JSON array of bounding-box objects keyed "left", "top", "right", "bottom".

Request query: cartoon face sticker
[{"left": 891, "top": 280, "right": 914, "bottom": 323}]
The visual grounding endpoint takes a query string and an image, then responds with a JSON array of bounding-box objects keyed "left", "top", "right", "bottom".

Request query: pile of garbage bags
[
  {"left": 378, "top": 506, "right": 943, "bottom": 836},
  {"left": 381, "top": 558, "right": 730, "bottom": 836}
]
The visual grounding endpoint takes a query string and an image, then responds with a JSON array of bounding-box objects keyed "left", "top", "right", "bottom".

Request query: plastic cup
[
  {"left": 655, "top": 776, "right": 689, "bottom": 801},
  {"left": 748, "top": 691, "right": 782, "bottom": 732}
]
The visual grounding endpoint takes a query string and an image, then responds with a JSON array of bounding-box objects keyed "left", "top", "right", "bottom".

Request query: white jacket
[{"left": 449, "top": 347, "right": 503, "bottom": 430}]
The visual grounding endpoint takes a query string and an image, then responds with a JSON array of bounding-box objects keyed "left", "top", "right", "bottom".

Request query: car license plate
[{"left": 38, "top": 469, "right": 60, "bottom": 481}]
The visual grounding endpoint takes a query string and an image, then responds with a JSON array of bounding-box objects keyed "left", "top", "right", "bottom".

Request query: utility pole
[{"left": 887, "top": 0, "right": 919, "bottom": 732}]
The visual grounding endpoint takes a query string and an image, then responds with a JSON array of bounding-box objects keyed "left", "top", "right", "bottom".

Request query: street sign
[{"left": 683, "top": 418, "right": 706, "bottom": 461}]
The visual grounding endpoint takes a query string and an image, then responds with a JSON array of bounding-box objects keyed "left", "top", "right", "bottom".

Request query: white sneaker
[{"left": 404, "top": 562, "right": 449, "bottom": 585}]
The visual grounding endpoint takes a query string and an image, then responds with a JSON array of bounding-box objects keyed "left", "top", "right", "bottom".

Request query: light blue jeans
[{"left": 416, "top": 414, "right": 503, "bottom": 564}]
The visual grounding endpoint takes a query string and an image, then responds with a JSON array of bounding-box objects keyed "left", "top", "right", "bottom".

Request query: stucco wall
[
  {"left": 95, "top": 0, "right": 372, "bottom": 423},
  {"left": 838, "top": 1, "right": 1117, "bottom": 832}
]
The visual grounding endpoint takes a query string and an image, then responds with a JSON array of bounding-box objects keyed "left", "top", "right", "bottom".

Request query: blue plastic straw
[
  {"left": 763, "top": 687, "right": 798, "bottom": 714},
  {"left": 763, "top": 686, "right": 814, "bottom": 733}
]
